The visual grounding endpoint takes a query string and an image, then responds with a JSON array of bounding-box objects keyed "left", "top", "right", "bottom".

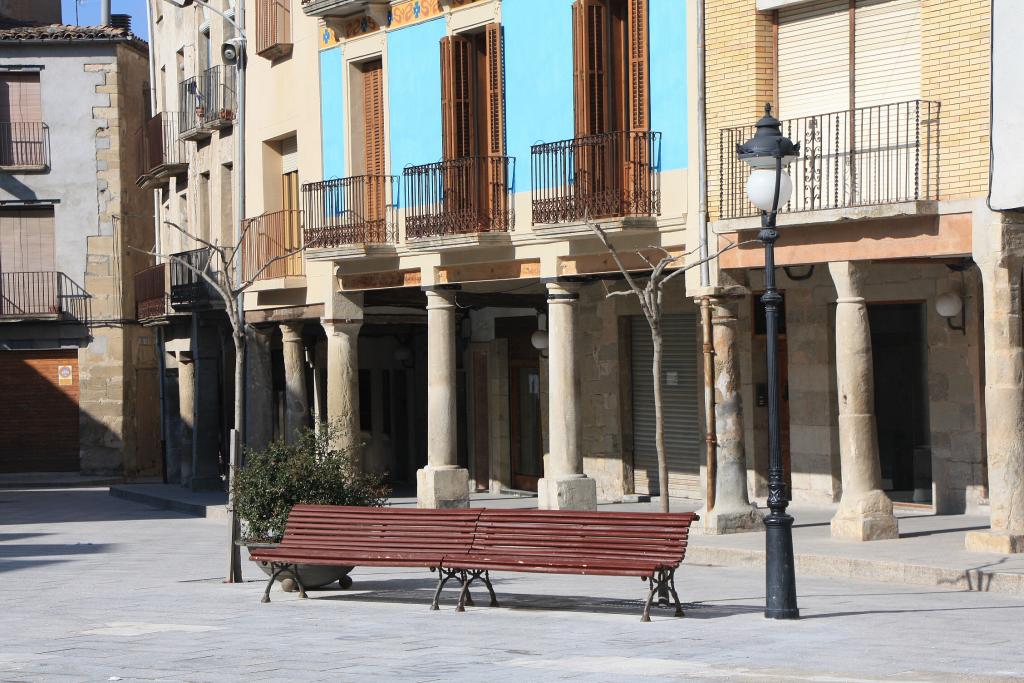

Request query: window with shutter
[
  {"left": 0, "top": 209, "right": 55, "bottom": 273},
  {"left": 0, "top": 73, "right": 44, "bottom": 167},
  {"left": 440, "top": 35, "right": 474, "bottom": 161},
  {"left": 361, "top": 59, "right": 386, "bottom": 232}
]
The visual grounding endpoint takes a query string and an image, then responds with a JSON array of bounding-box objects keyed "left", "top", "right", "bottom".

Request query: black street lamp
[{"left": 737, "top": 103, "right": 800, "bottom": 620}]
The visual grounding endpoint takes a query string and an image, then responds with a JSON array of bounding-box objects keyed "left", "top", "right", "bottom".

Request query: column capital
[
  {"left": 546, "top": 280, "right": 580, "bottom": 302},
  {"left": 828, "top": 260, "right": 870, "bottom": 301},
  {"left": 709, "top": 296, "right": 742, "bottom": 322},
  {"left": 321, "top": 318, "right": 363, "bottom": 336},
  {"left": 279, "top": 321, "right": 305, "bottom": 343},
  {"left": 425, "top": 288, "right": 457, "bottom": 310}
]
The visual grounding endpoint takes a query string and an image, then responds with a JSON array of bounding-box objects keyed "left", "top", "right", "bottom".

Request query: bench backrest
[
  {"left": 471, "top": 509, "right": 697, "bottom": 568},
  {"left": 279, "top": 505, "right": 481, "bottom": 555}
]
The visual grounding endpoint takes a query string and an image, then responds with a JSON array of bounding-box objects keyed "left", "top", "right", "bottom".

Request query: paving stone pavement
[{"left": 2, "top": 488, "right": 1023, "bottom": 682}]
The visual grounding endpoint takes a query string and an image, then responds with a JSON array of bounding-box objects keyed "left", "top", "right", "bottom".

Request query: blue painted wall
[
  {"left": 320, "top": 46, "right": 346, "bottom": 180},
  {"left": 650, "top": 0, "right": 688, "bottom": 171},
  {"left": 387, "top": 18, "right": 447, "bottom": 205},
  {"left": 503, "top": 0, "right": 576, "bottom": 192}
]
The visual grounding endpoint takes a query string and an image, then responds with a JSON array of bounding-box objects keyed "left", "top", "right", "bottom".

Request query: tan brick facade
[{"left": 922, "top": 0, "right": 991, "bottom": 200}]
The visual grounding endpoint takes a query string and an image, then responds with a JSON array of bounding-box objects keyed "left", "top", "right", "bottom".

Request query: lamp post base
[{"left": 764, "top": 511, "right": 800, "bottom": 620}]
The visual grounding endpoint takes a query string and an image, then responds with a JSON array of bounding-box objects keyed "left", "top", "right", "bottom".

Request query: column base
[
  {"left": 416, "top": 466, "right": 470, "bottom": 509},
  {"left": 830, "top": 489, "right": 899, "bottom": 541},
  {"left": 701, "top": 506, "right": 765, "bottom": 535},
  {"left": 965, "top": 530, "right": 1024, "bottom": 554},
  {"left": 537, "top": 475, "right": 597, "bottom": 511}
]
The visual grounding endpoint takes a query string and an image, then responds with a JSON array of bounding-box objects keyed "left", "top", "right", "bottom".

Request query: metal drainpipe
[{"left": 696, "top": 0, "right": 718, "bottom": 512}]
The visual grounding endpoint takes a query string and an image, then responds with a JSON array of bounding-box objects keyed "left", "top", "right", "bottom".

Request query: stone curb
[
  {"left": 108, "top": 485, "right": 230, "bottom": 520},
  {"left": 686, "top": 545, "right": 1024, "bottom": 596}
]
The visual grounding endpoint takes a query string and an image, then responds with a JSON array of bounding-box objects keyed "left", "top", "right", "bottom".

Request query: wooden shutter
[
  {"left": 777, "top": 0, "right": 849, "bottom": 119},
  {"left": 440, "top": 35, "right": 474, "bottom": 160},
  {"left": 362, "top": 59, "right": 386, "bottom": 234},
  {"left": 0, "top": 209, "right": 55, "bottom": 272},
  {"left": 0, "top": 73, "right": 42, "bottom": 123},
  {"left": 627, "top": 0, "right": 648, "bottom": 133},
  {"left": 572, "top": 0, "right": 608, "bottom": 137},
  {"left": 484, "top": 23, "right": 505, "bottom": 156},
  {"left": 362, "top": 59, "right": 385, "bottom": 176}
]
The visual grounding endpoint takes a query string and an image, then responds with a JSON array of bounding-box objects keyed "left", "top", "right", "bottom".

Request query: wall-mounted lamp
[
  {"left": 936, "top": 292, "right": 965, "bottom": 335},
  {"left": 531, "top": 313, "right": 549, "bottom": 355}
]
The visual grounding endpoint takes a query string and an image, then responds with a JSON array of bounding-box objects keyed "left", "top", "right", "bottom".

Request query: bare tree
[
  {"left": 135, "top": 219, "right": 305, "bottom": 582},
  {"left": 587, "top": 218, "right": 749, "bottom": 513}
]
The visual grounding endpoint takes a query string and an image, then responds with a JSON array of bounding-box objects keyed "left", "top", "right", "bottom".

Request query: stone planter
[{"left": 245, "top": 542, "right": 354, "bottom": 591}]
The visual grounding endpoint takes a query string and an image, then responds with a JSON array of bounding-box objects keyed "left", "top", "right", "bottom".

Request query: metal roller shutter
[
  {"left": 854, "top": 0, "right": 920, "bottom": 108},
  {"left": 280, "top": 136, "right": 298, "bottom": 174},
  {"left": 631, "top": 314, "right": 701, "bottom": 498},
  {"left": 778, "top": 0, "right": 849, "bottom": 119}
]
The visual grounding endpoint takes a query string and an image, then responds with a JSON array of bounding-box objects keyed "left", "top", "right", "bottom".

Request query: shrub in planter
[{"left": 233, "top": 422, "right": 389, "bottom": 589}]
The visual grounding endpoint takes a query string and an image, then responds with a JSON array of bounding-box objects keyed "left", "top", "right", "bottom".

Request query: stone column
[
  {"left": 828, "top": 261, "right": 898, "bottom": 541},
  {"left": 966, "top": 257, "right": 1024, "bottom": 553},
  {"left": 703, "top": 297, "right": 763, "bottom": 534},
  {"left": 538, "top": 281, "right": 597, "bottom": 510},
  {"left": 312, "top": 339, "right": 327, "bottom": 436},
  {"left": 280, "top": 322, "right": 308, "bottom": 443},
  {"left": 417, "top": 289, "right": 470, "bottom": 508},
  {"left": 245, "top": 327, "right": 273, "bottom": 451},
  {"left": 176, "top": 352, "right": 195, "bottom": 487},
  {"left": 322, "top": 319, "right": 362, "bottom": 452}
]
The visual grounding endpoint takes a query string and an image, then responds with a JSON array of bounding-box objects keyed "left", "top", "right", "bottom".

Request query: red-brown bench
[
  {"left": 447, "top": 509, "right": 698, "bottom": 621},
  {"left": 249, "top": 505, "right": 482, "bottom": 608},
  {"left": 250, "top": 505, "right": 698, "bottom": 620}
]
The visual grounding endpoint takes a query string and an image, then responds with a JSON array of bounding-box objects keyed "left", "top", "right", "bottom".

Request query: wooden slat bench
[
  {"left": 249, "top": 505, "right": 482, "bottom": 607},
  {"left": 250, "top": 505, "right": 698, "bottom": 620},
  {"left": 447, "top": 509, "right": 698, "bottom": 621}
]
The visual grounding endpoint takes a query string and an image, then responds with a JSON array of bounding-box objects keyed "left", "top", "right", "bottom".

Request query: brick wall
[
  {"left": 922, "top": 0, "right": 991, "bottom": 201},
  {"left": 706, "top": 0, "right": 776, "bottom": 221}
]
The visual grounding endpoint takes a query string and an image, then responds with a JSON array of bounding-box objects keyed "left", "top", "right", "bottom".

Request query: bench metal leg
[
  {"left": 260, "top": 563, "right": 291, "bottom": 604},
  {"left": 641, "top": 570, "right": 682, "bottom": 621},
  {"left": 430, "top": 565, "right": 460, "bottom": 611},
  {"left": 291, "top": 564, "right": 308, "bottom": 599},
  {"left": 480, "top": 571, "right": 500, "bottom": 608},
  {"left": 456, "top": 570, "right": 472, "bottom": 612},
  {"left": 668, "top": 570, "right": 684, "bottom": 617}
]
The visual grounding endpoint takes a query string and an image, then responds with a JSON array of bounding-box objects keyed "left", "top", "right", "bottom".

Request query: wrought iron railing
[
  {"left": 718, "top": 100, "right": 940, "bottom": 219},
  {"left": 133, "top": 263, "right": 168, "bottom": 319},
  {"left": 256, "top": 0, "right": 292, "bottom": 58},
  {"left": 137, "top": 112, "right": 188, "bottom": 179},
  {"left": 403, "top": 155, "right": 514, "bottom": 239},
  {"left": 0, "top": 271, "right": 89, "bottom": 321},
  {"left": 242, "top": 209, "right": 304, "bottom": 281},
  {"left": 169, "top": 247, "right": 216, "bottom": 309},
  {"left": 531, "top": 130, "right": 661, "bottom": 224},
  {"left": 178, "top": 66, "right": 237, "bottom": 135},
  {"left": 302, "top": 175, "right": 398, "bottom": 248},
  {"left": 0, "top": 122, "right": 50, "bottom": 169}
]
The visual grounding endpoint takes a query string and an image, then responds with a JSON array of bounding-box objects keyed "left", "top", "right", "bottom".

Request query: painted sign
[{"left": 58, "top": 365, "right": 73, "bottom": 386}]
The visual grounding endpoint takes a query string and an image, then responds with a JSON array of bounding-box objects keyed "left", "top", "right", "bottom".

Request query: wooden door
[
  {"left": 281, "top": 170, "right": 301, "bottom": 275},
  {"left": 509, "top": 358, "right": 542, "bottom": 491}
]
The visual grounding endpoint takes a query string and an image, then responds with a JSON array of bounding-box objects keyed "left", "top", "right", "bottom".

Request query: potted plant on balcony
[
  {"left": 232, "top": 422, "right": 387, "bottom": 591},
  {"left": 218, "top": 107, "right": 235, "bottom": 123}
]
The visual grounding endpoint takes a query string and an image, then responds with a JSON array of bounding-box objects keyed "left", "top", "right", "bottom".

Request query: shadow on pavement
[{"left": 0, "top": 488, "right": 191, "bottom": 525}]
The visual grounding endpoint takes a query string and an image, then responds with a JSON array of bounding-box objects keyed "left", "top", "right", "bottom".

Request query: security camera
[{"left": 221, "top": 38, "right": 245, "bottom": 65}]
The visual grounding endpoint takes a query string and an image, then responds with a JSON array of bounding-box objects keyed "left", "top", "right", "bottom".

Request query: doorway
[
  {"left": 868, "top": 303, "right": 930, "bottom": 503},
  {"left": 496, "top": 317, "right": 543, "bottom": 492}
]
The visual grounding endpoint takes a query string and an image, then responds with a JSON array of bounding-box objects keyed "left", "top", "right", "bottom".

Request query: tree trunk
[
  {"left": 226, "top": 325, "right": 245, "bottom": 583},
  {"left": 652, "top": 324, "right": 669, "bottom": 513}
]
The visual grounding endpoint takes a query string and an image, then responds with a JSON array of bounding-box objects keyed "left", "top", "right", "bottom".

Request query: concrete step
[{"left": 108, "top": 484, "right": 229, "bottom": 520}]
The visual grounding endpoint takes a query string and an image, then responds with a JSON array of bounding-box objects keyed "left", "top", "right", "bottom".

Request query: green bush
[{"left": 232, "top": 422, "right": 389, "bottom": 543}]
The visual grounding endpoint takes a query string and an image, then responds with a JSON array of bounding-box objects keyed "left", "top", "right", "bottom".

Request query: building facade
[
  {"left": 0, "top": 3, "right": 160, "bottom": 478},
  {"left": 703, "top": 0, "right": 1024, "bottom": 550}
]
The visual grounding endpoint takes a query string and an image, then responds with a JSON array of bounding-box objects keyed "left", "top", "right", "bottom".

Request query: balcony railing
[
  {"left": 0, "top": 122, "right": 50, "bottom": 169},
  {"left": 133, "top": 263, "right": 169, "bottom": 319},
  {"left": 169, "top": 247, "right": 217, "bottom": 309},
  {"left": 719, "top": 100, "right": 940, "bottom": 220},
  {"left": 178, "top": 66, "right": 237, "bottom": 138},
  {"left": 0, "top": 271, "right": 89, "bottom": 322},
  {"left": 136, "top": 112, "right": 188, "bottom": 186},
  {"left": 242, "top": 209, "right": 304, "bottom": 282},
  {"left": 302, "top": 175, "right": 398, "bottom": 248},
  {"left": 531, "top": 130, "right": 662, "bottom": 224},
  {"left": 403, "top": 155, "right": 514, "bottom": 239},
  {"left": 256, "top": 0, "right": 292, "bottom": 59}
]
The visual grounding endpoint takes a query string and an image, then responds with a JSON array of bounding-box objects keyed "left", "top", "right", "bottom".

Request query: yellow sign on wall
[{"left": 57, "top": 365, "right": 73, "bottom": 386}]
